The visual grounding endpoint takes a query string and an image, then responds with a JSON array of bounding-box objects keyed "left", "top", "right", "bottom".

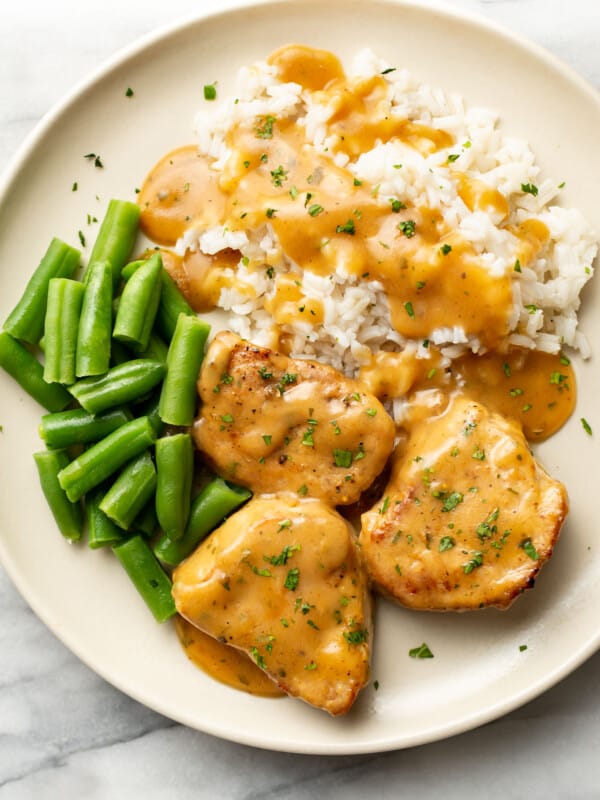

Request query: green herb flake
[
  {"left": 514, "top": 259, "right": 522, "bottom": 273},
  {"left": 521, "top": 182, "right": 539, "bottom": 197},
  {"left": 476, "top": 508, "right": 499, "bottom": 541},
  {"left": 519, "top": 644, "right": 528, "bottom": 652},
  {"left": 203, "top": 83, "right": 217, "bottom": 100},
  {"left": 220, "top": 413, "right": 234, "bottom": 424},
  {"left": 72, "top": 182, "right": 78, "bottom": 192},
  {"left": 343, "top": 629, "right": 369, "bottom": 645},
  {"left": 304, "top": 661, "right": 317, "bottom": 671},
  {"left": 581, "top": 417, "right": 593, "bottom": 435},
  {"left": 125, "top": 87, "right": 134, "bottom": 98},
  {"left": 333, "top": 449, "right": 353, "bottom": 468},
  {"left": 265, "top": 208, "right": 277, "bottom": 219},
  {"left": 365, "top": 408, "right": 377, "bottom": 417},
  {"left": 520, "top": 538, "right": 539, "bottom": 561},
  {"left": 441, "top": 492, "right": 464, "bottom": 512},
  {"left": 270, "top": 165, "right": 288, "bottom": 187},
  {"left": 409, "top": 642, "right": 434, "bottom": 659},
  {"left": 404, "top": 301, "right": 415, "bottom": 319},
  {"left": 353, "top": 177, "right": 363, "bottom": 186},
  {"left": 78, "top": 230, "right": 86, "bottom": 247},
  {"left": 255, "top": 115, "right": 276, "bottom": 139},
  {"left": 440, "top": 243, "right": 452, "bottom": 255},
  {"left": 472, "top": 447, "right": 486, "bottom": 461},
  {"left": 438, "top": 536, "right": 455, "bottom": 552},
  {"left": 463, "top": 551, "right": 484, "bottom": 574},
  {"left": 447, "top": 153, "right": 460, "bottom": 163},
  {"left": 336, "top": 219, "right": 356, "bottom": 235},
  {"left": 297, "top": 484, "right": 308, "bottom": 496},
  {"left": 250, "top": 647, "right": 267, "bottom": 670},
  {"left": 398, "top": 219, "right": 416, "bottom": 238},
  {"left": 308, "top": 203, "right": 324, "bottom": 217},
  {"left": 379, "top": 496, "right": 390, "bottom": 515},
  {"left": 390, "top": 198, "right": 406, "bottom": 212},
  {"left": 301, "top": 429, "right": 315, "bottom": 447},
  {"left": 262, "top": 434, "right": 272, "bottom": 446},
  {"left": 264, "top": 544, "right": 301, "bottom": 566},
  {"left": 284, "top": 567, "right": 300, "bottom": 591}
]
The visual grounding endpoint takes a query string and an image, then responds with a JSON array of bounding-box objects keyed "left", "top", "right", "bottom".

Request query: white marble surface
[{"left": 1, "top": 0, "right": 600, "bottom": 796}]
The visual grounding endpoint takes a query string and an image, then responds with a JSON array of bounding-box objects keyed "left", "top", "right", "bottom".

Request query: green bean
[
  {"left": 58, "top": 415, "right": 157, "bottom": 502},
  {"left": 136, "top": 332, "right": 168, "bottom": 364},
  {"left": 100, "top": 451, "right": 157, "bottom": 530},
  {"left": 69, "top": 358, "right": 165, "bottom": 414},
  {"left": 86, "top": 199, "right": 140, "bottom": 288},
  {"left": 158, "top": 314, "right": 210, "bottom": 426},
  {"left": 133, "top": 499, "right": 158, "bottom": 538},
  {"left": 3, "top": 238, "right": 80, "bottom": 345},
  {"left": 33, "top": 449, "right": 83, "bottom": 542},
  {"left": 76, "top": 260, "right": 113, "bottom": 377},
  {"left": 0, "top": 332, "right": 71, "bottom": 412},
  {"left": 121, "top": 259, "right": 195, "bottom": 342},
  {"left": 120, "top": 259, "right": 147, "bottom": 281},
  {"left": 39, "top": 407, "right": 132, "bottom": 450},
  {"left": 112, "top": 535, "right": 176, "bottom": 623},
  {"left": 86, "top": 485, "right": 124, "bottom": 549},
  {"left": 153, "top": 478, "right": 251, "bottom": 566},
  {"left": 134, "top": 391, "right": 164, "bottom": 437},
  {"left": 113, "top": 253, "right": 162, "bottom": 351},
  {"left": 43, "top": 278, "right": 85, "bottom": 385},
  {"left": 155, "top": 434, "right": 193, "bottom": 542}
]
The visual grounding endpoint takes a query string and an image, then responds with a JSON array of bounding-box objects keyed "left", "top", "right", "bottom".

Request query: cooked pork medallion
[
  {"left": 194, "top": 331, "right": 395, "bottom": 504},
  {"left": 359, "top": 395, "right": 568, "bottom": 610},
  {"left": 172, "top": 493, "right": 371, "bottom": 715}
]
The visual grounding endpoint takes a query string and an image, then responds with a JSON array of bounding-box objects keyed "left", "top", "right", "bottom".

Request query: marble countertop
[{"left": 1, "top": 1, "right": 600, "bottom": 797}]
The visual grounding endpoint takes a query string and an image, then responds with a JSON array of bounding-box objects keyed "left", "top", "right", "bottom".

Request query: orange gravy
[{"left": 175, "top": 615, "right": 284, "bottom": 697}]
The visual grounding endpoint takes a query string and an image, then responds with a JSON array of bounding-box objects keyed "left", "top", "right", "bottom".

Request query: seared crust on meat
[
  {"left": 359, "top": 395, "right": 568, "bottom": 611},
  {"left": 194, "top": 331, "right": 395, "bottom": 505}
]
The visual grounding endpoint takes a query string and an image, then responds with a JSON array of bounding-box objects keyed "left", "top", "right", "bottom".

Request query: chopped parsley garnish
[
  {"left": 390, "top": 198, "right": 406, "bottom": 212},
  {"left": 72, "top": 182, "right": 78, "bottom": 192},
  {"left": 520, "top": 538, "right": 539, "bottom": 561},
  {"left": 440, "top": 243, "right": 452, "bottom": 255},
  {"left": 264, "top": 544, "right": 301, "bottom": 566},
  {"left": 308, "top": 203, "right": 324, "bottom": 217},
  {"left": 365, "top": 408, "right": 377, "bottom": 417},
  {"left": 203, "top": 83, "right": 217, "bottom": 100},
  {"left": 297, "top": 484, "right": 308, "bottom": 496},
  {"left": 262, "top": 434, "right": 272, "bottom": 445},
  {"left": 398, "top": 219, "right": 416, "bottom": 238},
  {"left": 379, "top": 496, "right": 390, "bottom": 514},
  {"left": 84, "top": 153, "right": 104, "bottom": 168},
  {"left": 521, "top": 182, "right": 539, "bottom": 196},
  {"left": 472, "top": 446, "right": 486, "bottom": 461},
  {"left": 265, "top": 208, "right": 277, "bottom": 218},
  {"left": 463, "top": 551, "right": 484, "bottom": 574},
  {"left": 381, "top": 67, "right": 396, "bottom": 75},
  {"left": 246, "top": 562, "right": 272, "bottom": 577},
  {"left": 581, "top": 417, "right": 593, "bottom": 435},
  {"left": 404, "top": 301, "right": 415, "bottom": 319},
  {"left": 255, "top": 115, "right": 276, "bottom": 139},
  {"left": 295, "top": 598, "right": 314, "bottom": 615},
  {"left": 220, "top": 372, "right": 233, "bottom": 384},
  {"left": 438, "top": 536, "right": 455, "bottom": 552},
  {"left": 289, "top": 185, "right": 299, "bottom": 200},
  {"left": 78, "top": 230, "right": 86, "bottom": 247},
  {"left": 409, "top": 643, "right": 434, "bottom": 659},
  {"left": 304, "top": 661, "right": 317, "bottom": 671},
  {"left": 250, "top": 647, "right": 267, "bottom": 670},
  {"left": 284, "top": 567, "right": 300, "bottom": 591},
  {"left": 277, "top": 519, "right": 292, "bottom": 532},
  {"left": 336, "top": 219, "right": 356, "bottom": 235},
  {"left": 503, "top": 362, "right": 511, "bottom": 377},
  {"left": 333, "top": 449, "right": 353, "bottom": 468},
  {"left": 353, "top": 177, "right": 363, "bottom": 186},
  {"left": 220, "top": 413, "right": 234, "bottom": 424},
  {"left": 441, "top": 491, "right": 464, "bottom": 512},
  {"left": 476, "top": 508, "right": 499, "bottom": 541},
  {"left": 301, "top": 429, "right": 315, "bottom": 447},
  {"left": 514, "top": 259, "right": 522, "bottom": 273},
  {"left": 258, "top": 366, "right": 273, "bottom": 380},
  {"left": 276, "top": 373, "right": 297, "bottom": 394},
  {"left": 447, "top": 153, "right": 460, "bottom": 163},
  {"left": 125, "top": 87, "right": 134, "bottom": 98},
  {"left": 519, "top": 644, "right": 528, "bottom": 652},
  {"left": 270, "top": 165, "right": 288, "bottom": 187},
  {"left": 550, "top": 371, "right": 568, "bottom": 386},
  {"left": 307, "top": 619, "right": 320, "bottom": 630},
  {"left": 343, "top": 629, "right": 369, "bottom": 645}
]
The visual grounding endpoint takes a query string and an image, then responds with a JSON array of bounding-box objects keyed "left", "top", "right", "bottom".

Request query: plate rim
[{"left": 1, "top": 0, "right": 600, "bottom": 754}]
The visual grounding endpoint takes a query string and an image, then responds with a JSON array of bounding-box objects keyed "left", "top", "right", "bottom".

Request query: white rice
[{"left": 177, "top": 48, "right": 597, "bottom": 375}]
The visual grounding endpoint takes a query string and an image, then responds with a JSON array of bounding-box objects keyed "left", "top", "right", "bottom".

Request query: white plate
[{"left": 1, "top": 0, "right": 599, "bottom": 755}]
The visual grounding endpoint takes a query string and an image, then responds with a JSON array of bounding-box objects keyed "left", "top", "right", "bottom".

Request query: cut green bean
[
  {"left": 120, "top": 259, "right": 147, "bottom": 281},
  {"left": 100, "top": 451, "right": 157, "bottom": 530},
  {"left": 34, "top": 449, "right": 83, "bottom": 542},
  {"left": 154, "top": 478, "right": 251, "bottom": 566},
  {"left": 159, "top": 314, "right": 210, "bottom": 426},
  {"left": 86, "top": 485, "right": 124, "bottom": 549},
  {"left": 155, "top": 434, "right": 193, "bottom": 542},
  {"left": 134, "top": 499, "right": 158, "bottom": 538},
  {"left": 76, "top": 259, "right": 113, "bottom": 377},
  {"left": 69, "top": 358, "right": 165, "bottom": 414},
  {"left": 39, "top": 406, "right": 133, "bottom": 450},
  {"left": 3, "top": 238, "right": 81, "bottom": 345},
  {"left": 113, "top": 535, "right": 176, "bottom": 622},
  {"left": 0, "top": 332, "right": 71, "bottom": 411},
  {"left": 43, "top": 278, "right": 85, "bottom": 385},
  {"left": 113, "top": 252, "right": 162, "bottom": 351},
  {"left": 121, "top": 259, "right": 195, "bottom": 342},
  {"left": 58, "top": 415, "right": 157, "bottom": 502},
  {"left": 86, "top": 199, "right": 140, "bottom": 288},
  {"left": 136, "top": 331, "right": 168, "bottom": 364}
]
